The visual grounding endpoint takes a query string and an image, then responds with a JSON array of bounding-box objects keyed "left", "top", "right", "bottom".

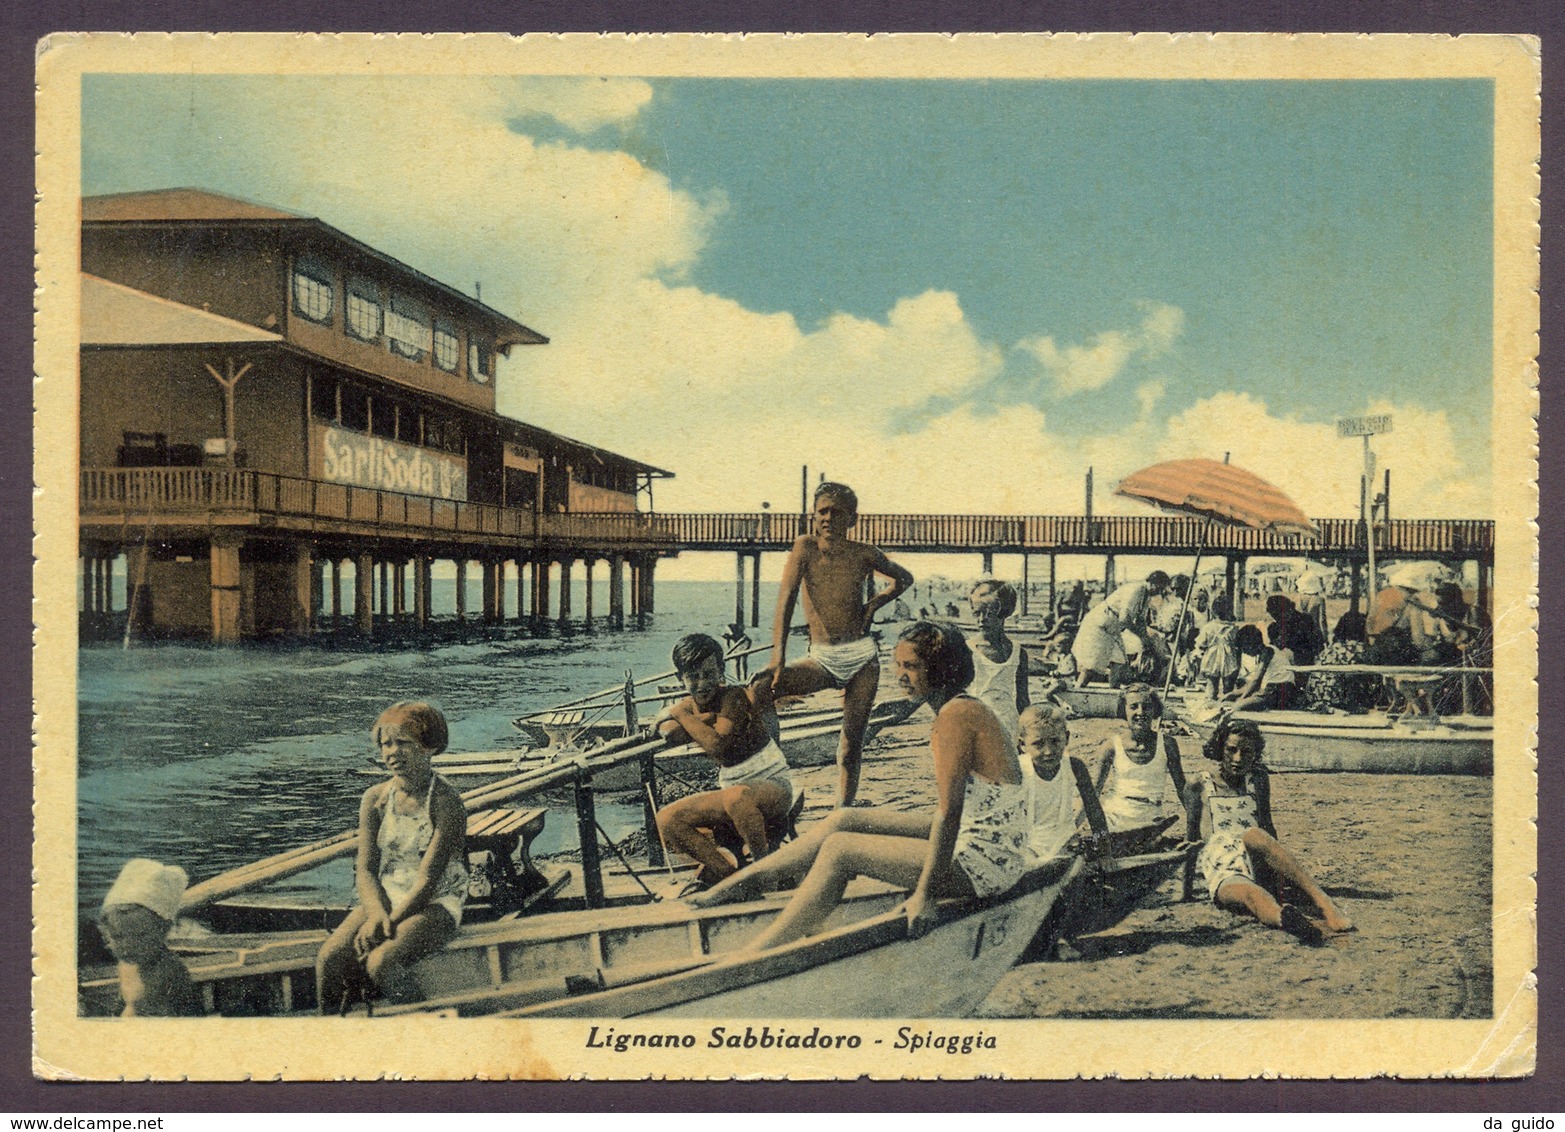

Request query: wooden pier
[{"left": 79, "top": 466, "right": 1494, "bottom": 642}]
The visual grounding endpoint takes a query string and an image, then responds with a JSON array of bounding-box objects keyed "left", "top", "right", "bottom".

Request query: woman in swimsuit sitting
[{"left": 691, "top": 620, "right": 1029, "bottom": 946}]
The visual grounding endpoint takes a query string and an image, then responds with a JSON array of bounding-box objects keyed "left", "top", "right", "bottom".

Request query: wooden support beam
[
  {"left": 355, "top": 552, "right": 374, "bottom": 637},
  {"left": 210, "top": 536, "right": 243, "bottom": 644},
  {"left": 558, "top": 558, "right": 573, "bottom": 626},
  {"left": 734, "top": 552, "right": 745, "bottom": 628},
  {"left": 609, "top": 555, "right": 625, "bottom": 629},
  {"left": 291, "top": 542, "right": 314, "bottom": 636},
  {"left": 750, "top": 553, "right": 761, "bottom": 629},
  {"left": 414, "top": 554, "right": 429, "bottom": 628},
  {"left": 574, "top": 775, "right": 604, "bottom": 910},
  {"left": 583, "top": 559, "right": 595, "bottom": 627},
  {"left": 455, "top": 559, "right": 468, "bottom": 622},
  {"left": 481, "top": 558, "right": 497, "bottom": 624}
]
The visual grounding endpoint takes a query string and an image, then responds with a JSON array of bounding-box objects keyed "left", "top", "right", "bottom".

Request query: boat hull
[
  {"left": 1184, "top": 710, "right": 1493, "bottom": 775},
  {"left": 514, "top": 856, "right": 1083, "bottom": 1019}
]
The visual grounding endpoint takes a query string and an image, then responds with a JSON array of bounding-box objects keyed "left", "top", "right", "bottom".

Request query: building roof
[
  {"left": 81, "top": 274, "right": 284, "bottom": 347},
  {"left": 83, "top": 188, "right": 547, "bottom": 350},
  {"left": 502, "top": 417, "right": 673, "bottom": 480},
  {"left": 83, "top": 188, "right": 304, "bottom": 223}
]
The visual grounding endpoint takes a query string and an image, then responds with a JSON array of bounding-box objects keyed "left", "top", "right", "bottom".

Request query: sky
[{"left": 81, "top": 73, "right": 1495, "bottom": 557}]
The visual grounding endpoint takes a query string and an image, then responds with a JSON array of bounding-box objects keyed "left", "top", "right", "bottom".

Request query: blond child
[
  {"left": 316, "top": 701, "right": 468, "bottom": 1012},
  {"left": 1016, "top": 705, "right": 1097, "bottom": 863},
  {"left": 1093, "top": 685, "right": 1187, "bottom": 832},
  {"left": 765, "top": 482, "right": 913, "bottom": 807}
]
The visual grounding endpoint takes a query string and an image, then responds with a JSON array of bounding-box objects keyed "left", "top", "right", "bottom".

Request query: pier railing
[{"left": 80, "top": 468, "right": 1493, "bottom": 558}]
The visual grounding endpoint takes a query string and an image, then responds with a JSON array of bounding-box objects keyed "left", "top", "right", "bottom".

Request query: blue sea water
[{"left": 76, "top": 579, "right": 784, "bottom": 920}]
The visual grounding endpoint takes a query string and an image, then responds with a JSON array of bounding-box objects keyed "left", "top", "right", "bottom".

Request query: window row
[
  {"left": 292, "top": 256, "right": 492, "bottom": 384},
  {"left": 310, "top": 373, "right": 467, "bottom": 456}
]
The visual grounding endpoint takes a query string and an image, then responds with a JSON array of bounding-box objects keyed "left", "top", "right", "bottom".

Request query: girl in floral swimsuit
[{"left": 1186, "top": 718, "right": 1353, "bottom": 944}]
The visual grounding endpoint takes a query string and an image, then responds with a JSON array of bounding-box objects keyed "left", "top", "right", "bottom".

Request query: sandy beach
[{"left": 769, "top": 670, "right": 1493, "bottom": 1021}]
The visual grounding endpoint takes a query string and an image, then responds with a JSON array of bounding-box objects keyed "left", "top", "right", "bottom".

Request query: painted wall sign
[{"left": 312, "top": 424, "right": 467, "bottom": 500}]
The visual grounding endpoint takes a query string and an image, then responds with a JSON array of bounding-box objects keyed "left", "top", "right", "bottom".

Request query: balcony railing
[{"left": 80, "top": 468, "right": 1494, "bottom": 557}]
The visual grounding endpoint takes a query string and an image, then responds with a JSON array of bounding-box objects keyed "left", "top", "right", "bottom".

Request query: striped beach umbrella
[
  {"left": 1113, "top": 457, "right": 1319, "bottom": 539},
  {"left": 1115, "top": 457, "right": 1317, "bottom": 699}
]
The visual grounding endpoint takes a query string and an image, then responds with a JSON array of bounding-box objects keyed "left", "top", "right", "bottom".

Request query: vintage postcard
[{"left": 33, "top": 32, "right": 1538, "bottom": 1081}]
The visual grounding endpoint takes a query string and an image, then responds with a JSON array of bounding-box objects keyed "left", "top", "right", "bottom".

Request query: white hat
[
  {"left": 1295, "top": 571, "right": 1325, "bottom": 595},
  {"left": 103, "top": 858, "right": 188, "bottom": 922}
]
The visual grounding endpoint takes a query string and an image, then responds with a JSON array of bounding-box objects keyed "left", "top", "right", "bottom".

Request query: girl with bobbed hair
[
  {"left": 692, "top": 621, "right": 1030, "bottom": 945},
  {"left": 1185, "top": 718, "right": 1352, "bottom": 944},
  {"left": 316, "top": 701, "right": 468, "bottom": 1011}
]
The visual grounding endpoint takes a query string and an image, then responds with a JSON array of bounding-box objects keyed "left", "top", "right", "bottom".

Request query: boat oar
[
  {"left": 511, "top": 664, "right": 685, "bottom": 721},
  {"left": 183, "top": 733, "right": 671, "bottom": 912},
  {"left": 512, "top": 644, "right": 777, "bottom": 722}
]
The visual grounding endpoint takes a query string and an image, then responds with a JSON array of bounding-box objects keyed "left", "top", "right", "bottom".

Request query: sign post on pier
[{"left": 1337, "top": 414, "right": 1393, "bottom": 607}]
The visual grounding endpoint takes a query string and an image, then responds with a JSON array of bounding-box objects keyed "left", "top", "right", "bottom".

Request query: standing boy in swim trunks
[
  {"left": 655, "top": 633, "right": 795, "bottom": 888},
  {"left": 765, "top": 482, "right": 914, "bottom": 807}
]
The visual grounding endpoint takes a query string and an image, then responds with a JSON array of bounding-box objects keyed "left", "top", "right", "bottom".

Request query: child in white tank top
[
  {"left": 968, "top": 577, "right": 1029, "bottom": 745},
  {"left": 1093, "top": 685, "right": 1187, "bottom": 832}
]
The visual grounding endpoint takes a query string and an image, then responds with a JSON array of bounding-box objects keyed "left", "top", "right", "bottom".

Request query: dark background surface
[{"left": 2, "top": 0, "right": 1557, "bottom": 1112}]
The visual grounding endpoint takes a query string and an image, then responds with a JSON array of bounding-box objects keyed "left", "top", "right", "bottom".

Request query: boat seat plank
[{"left": 465, "top": 806, "right": 553, "bottom": 911}]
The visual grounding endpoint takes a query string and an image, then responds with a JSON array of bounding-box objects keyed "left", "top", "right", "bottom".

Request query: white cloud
[
  {"left": 1015, "top": 301, "right": 1186, "bottom": 397},
  {"left": 1137, "top": 301, "right": 1186, "bottom": 355}
]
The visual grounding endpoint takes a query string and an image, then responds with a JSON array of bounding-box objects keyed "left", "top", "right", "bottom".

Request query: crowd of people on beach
[
  {"left": 1049, "top": 560, "right": 1492, "bottom": 721},
  {"left": 100, "top": 479, "right": 1491, "bottom": 1016}
]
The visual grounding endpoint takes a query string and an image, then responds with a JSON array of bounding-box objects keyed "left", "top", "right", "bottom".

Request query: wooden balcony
[{"left": 79, "top": 468, "right": 1494, "bottom": 560}]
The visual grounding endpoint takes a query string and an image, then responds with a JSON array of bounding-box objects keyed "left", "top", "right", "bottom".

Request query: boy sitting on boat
[
  {"left": 98, "top": 858, "right": 203, "bottom": 1017},
  {"left": 693, "top": 621, "right": 1029, "bottom": 946},
  {"left": 763, "top": 481, "right": 914, "bottom": 807},
  {"left": 1184, "top": 718, "right": 1352, "bottom": 945},
  {"left": 1017, "top": 705, "right": 1093, "bottom": 863},
  {"left": 316, "top": 701, "right": 469, "bottom": 1013},
  {"left": 1093, "top": 685, "right": 1188, "bottom": 832},
  {"left": 654, "top": 633, "right": 796, "bottom": 890}
]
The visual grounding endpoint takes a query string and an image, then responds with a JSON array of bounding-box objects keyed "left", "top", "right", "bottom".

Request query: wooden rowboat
[
  {"left": 82, "top": 855, "right": 1099, "bottom": 1019},
  {"left": 1179, "top": 708, "right": 1493, "bottom": 775}
]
